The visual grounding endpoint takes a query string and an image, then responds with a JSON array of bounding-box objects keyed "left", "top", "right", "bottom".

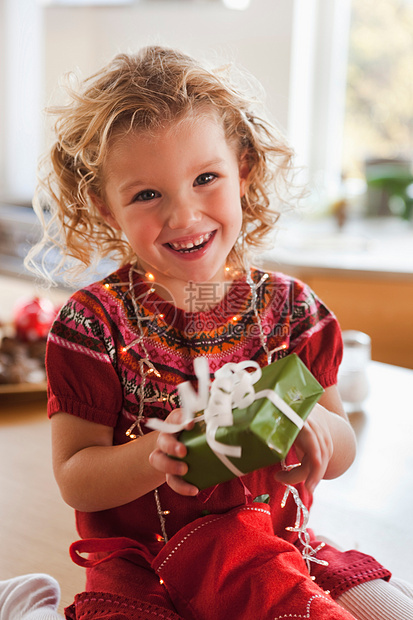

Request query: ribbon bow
[{"left": 146, "top": 357, "right": 304, "bottom": 478}]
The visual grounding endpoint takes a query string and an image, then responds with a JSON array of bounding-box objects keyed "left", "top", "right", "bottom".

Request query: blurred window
[{"left": 342, "top": 0, "right": 413, "bottom": 179}]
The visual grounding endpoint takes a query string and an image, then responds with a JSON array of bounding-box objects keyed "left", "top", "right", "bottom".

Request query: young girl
[{"left": 6, "top": 45, "right": 413, "bottom": 620}]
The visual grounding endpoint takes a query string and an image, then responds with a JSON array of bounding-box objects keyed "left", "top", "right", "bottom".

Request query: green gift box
[{"left": 177, "top": 354, "right": 324, "bottom": 490}]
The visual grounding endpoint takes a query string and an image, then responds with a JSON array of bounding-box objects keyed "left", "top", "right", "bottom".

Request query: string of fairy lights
[{"left": 103, "top": 261, "right": 326, "bottom": 576}]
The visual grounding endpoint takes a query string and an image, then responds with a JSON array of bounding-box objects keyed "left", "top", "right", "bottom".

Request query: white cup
[{"left": 337, "top": 330, "right": 371, "bottom": 412}]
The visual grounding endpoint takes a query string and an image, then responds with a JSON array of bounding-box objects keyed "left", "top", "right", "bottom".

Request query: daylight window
[{"left": 342, "top": 0, "right": 413, "bottom": 217}]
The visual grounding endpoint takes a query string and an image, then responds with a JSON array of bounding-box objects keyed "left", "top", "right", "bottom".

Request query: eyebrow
[
  {"left": 200, "top": 158, "right": 233, "bottom": 177},
  {"left": 198, "top": 158, "right": 227, "bottom": 169},
  {"left": 118, "top": 180, "right": 147, "bottom": 195}
]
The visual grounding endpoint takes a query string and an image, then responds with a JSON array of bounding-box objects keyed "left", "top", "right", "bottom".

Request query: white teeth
[{"left": 169, "top": 232, "right": 212, "bottom": 251}]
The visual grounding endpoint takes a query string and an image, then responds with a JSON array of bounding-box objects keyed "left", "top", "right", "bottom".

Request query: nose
[{"left": 166, "top": 194, "right": 202, "bottom": 230}]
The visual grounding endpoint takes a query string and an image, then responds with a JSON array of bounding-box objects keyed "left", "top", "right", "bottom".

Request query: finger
[
  {"left": 302, "top": 454, "right": 324, "bottom": 494},
  {"left": 308, "top": 441, "right": 329, "bottom": 490},
  {"left": 294, "top": 422, "right": 325, "bottom": 492},
  {"left": 166, "top": 408, "right": 186, "bottom": 424},
  {"left": 274, "top": 463, "right": 308, "bottom": 487},
  {"left": 149, "top": 448, "right": 188, "bottom": 477},
  {"left": 166, "top": 474, "right": 199, "bottom": 497},
  {"left": 303, "top": 425, "right": 332, "bottom": 492},
  {"left": 303, "top": 444, "right": 324, "bottom": 492},
  {"left": 165, "top": 408, "right": 195, "bottom": 429},
  {"left": 157, "top": 432, "right": 187, "bottom": 459}
]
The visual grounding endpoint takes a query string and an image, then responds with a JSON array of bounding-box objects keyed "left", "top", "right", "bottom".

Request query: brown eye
[
  {"left": 194, "top": 173, "right": 216, "bottom": 186},
  {"left": 134, "top": 189, "right": 160, "bottom": 202}
]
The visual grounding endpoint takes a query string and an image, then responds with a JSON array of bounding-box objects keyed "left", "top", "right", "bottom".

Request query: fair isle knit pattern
[{"left": 47, "top": 264, "right": 341, "bottom": 437}]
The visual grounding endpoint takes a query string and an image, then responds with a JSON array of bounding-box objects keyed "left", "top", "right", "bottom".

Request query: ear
[
  {"left": 238, "top": 151, "right": 250, "bottom": 197},
  {"left": 89, "top": 192, "right": 122, "bottom": 231}
]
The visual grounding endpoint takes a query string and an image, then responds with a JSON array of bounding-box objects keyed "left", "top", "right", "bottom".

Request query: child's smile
[
  {"left": 96, "top": 113, "right": 248, "bottom": 308},
  {"left": 166, "top": 230, "right": 215, "bottom": 254},
  {"left": 164, "top": 229, "right": 216, "bottom": 259}
]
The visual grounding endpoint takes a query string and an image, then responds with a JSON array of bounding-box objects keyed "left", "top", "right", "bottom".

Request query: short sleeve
[
  {"left": 288, "top": 278, "right": 343, "bottom": 388},
  {"left": 46, "top": 292, "right": 123, "bottom": 427}
]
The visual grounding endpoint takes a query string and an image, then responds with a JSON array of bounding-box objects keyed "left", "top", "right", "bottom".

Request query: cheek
[
  {"left": 121, "top": 213, "right": 159, "bottom": 245},
  {"left": 222, "top": 203, "right": 243, "bottom": 243},
  {"left": 228, "top": 188, "right": 244, "bottom": 227}
]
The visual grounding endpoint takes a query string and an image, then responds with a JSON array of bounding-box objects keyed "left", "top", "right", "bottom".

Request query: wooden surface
[
  {"left": 310, "top": 361, "right": 413, "bottom": 584},
  {"left": 1, "top": 361, "right": 413, "bottom": 615},
  {"left": 0, "top": 396, "right": 84, "bottom": 613}
]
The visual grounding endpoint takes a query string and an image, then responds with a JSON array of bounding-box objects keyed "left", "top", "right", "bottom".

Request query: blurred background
[{"left": 1, "top": 0, "right": 413, "bottom": 368}]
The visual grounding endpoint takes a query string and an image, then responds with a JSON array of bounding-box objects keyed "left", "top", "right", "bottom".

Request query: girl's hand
[
  {"left": 149, "top": 409, "right": 199, "bottom": 497},
  {"left": 274, "top": 403, "right": 334, "bottom": 495}
]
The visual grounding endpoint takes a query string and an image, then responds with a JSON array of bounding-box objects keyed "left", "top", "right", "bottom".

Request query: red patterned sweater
[{"left": 46, "top": 265, "right": 390, "bottom": 606}]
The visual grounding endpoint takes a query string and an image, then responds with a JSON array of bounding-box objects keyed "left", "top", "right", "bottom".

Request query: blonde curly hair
[{"left": 28, "top": 45, "right": 297, "bottom": 283}]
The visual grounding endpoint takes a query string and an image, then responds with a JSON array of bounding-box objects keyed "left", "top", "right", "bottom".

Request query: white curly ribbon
[
  {"left": 281, "top": 465, "right": 329, "bottom": 574},
  {"left": 146, "top": 357, "right": 304, "bottom": 477}
]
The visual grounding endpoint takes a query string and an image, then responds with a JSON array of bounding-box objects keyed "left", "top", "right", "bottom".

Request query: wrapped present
[{"left": 146, "top": 354, "right": 324, "bottom": 490}]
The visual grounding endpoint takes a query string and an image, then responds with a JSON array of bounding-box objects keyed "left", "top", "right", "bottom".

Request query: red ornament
[{"left": 13, "top": 297, "right": 58, "bottom": 342}]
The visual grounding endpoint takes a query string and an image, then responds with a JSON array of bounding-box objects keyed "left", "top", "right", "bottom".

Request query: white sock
[
  {"left": 22, "top": 613, "right": 64, "bottom": 620},
  {"left": 391, "top": 576, "right": 413, "bottom": 600},
  {"left": 337, "top": 578, "right": 413, "bottom": 620},
  {"left": 0, "top": 574, "right": 62, "bottom": 620}
]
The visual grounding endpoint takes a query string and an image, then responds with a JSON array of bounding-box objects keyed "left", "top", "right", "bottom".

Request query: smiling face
[{"left": 94, "top": 113, "right": 248, "bottom": 305}]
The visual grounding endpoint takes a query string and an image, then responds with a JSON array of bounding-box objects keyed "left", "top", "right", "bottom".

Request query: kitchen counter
[
  {"left": 262, "top": 215, "right": 413, "bottom": 369},
  {"left": 263, "top": 215, "right": 413, "bottom": 280}
]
